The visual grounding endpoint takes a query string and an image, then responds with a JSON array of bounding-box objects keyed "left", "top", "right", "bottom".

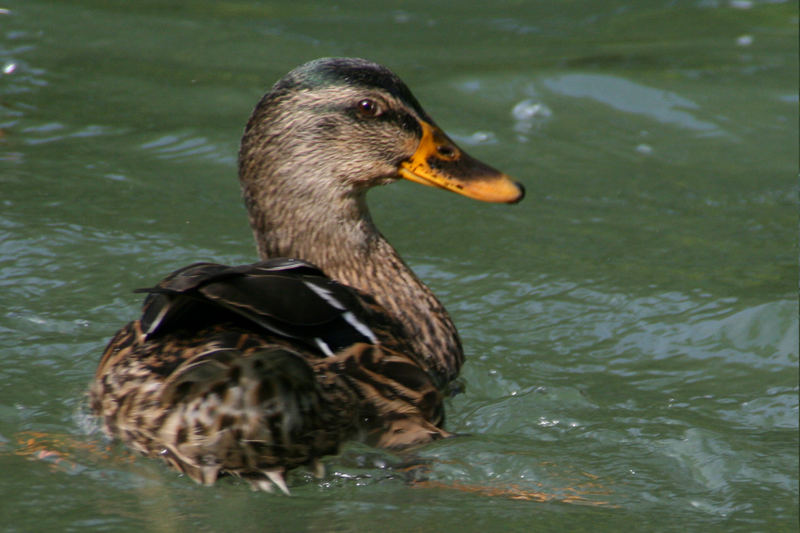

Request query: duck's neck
[{"left": 244, "top": 190, "right": 463, "bottom": 384}]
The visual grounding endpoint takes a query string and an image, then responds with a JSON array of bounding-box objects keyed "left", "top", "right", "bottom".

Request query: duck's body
[{"left": 90, "top": 58, "right": 523, "bottom": 493}]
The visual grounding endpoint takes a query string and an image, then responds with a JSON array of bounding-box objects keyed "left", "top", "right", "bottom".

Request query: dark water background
[{"left": 1, "top": 1, "right": 797, "bottom": 531}]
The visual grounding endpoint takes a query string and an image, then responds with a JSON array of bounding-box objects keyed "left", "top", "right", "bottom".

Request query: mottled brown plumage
[{"left": 90, "top": 57, "right": 524, "bottom": 493}]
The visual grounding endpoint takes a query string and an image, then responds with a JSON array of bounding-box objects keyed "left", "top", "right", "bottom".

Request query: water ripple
[
  {"left": 542, "top": 73, "right": 725, "bottom": 135},
  {"left": 140, "top": 132, "right": 234, "bottom": 164}
]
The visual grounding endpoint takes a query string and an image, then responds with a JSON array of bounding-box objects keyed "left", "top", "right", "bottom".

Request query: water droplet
[
  {"left": 512, "top": 99, "right": 552, "bottom": 135},
  {"left": 511, "top": 99, "right": 551, "bottom": 121}
]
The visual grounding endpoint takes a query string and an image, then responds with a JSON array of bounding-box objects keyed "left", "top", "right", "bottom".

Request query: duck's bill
[{"left": 398, "top": 120, "right": 525, "bottom": 204}]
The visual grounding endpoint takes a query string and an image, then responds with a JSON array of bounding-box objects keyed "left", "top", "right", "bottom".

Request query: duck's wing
[{"left": 135, "top": 258, "right": 378, "bottom": 357}]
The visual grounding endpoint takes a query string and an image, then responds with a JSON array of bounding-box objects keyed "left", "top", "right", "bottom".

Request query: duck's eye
[{"left": 357, "top": 98, "right": 381, "bottom": 117}]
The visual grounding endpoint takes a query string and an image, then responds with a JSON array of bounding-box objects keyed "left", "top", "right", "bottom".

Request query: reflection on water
[
  {"left": 542, "top": 74, "right": 721, "bottom": 133},
  {"left": 1, "top": 0, "right": 797, "bottom": 531}
]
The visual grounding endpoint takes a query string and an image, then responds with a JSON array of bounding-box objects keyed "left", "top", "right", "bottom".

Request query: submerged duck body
[{"left": 90, "top": 58, "right": 524, "bottom": 493}]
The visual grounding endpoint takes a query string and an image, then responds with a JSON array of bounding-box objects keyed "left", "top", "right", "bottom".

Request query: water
[{"left": 1, "top": 1, "right": 797, "bottom": 531}]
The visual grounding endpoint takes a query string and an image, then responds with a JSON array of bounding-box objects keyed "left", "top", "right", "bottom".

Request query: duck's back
[{"left": 90, "top": 259, "right": 450, "bottom": 492}]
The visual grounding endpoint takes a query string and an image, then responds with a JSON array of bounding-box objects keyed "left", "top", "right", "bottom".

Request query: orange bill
[{"left": 398, "top": 120, "right": 524, "bottom": 204}]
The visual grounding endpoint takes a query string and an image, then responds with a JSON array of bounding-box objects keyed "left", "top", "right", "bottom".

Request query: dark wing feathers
[
  {"left": 136, "top": 259, "right": 376, "bottom": 355},
  {"left": 201, "top": 272, "right": 344, "bottom": 325}
]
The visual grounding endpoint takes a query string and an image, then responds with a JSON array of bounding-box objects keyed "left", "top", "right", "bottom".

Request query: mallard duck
[{"left": 90, "top": 57, "right": 524, "bottom": 494}]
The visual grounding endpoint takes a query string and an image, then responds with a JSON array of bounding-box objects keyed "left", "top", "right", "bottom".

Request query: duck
[{"left": 89, "top": 57, "right": 524, "bottom": 494}]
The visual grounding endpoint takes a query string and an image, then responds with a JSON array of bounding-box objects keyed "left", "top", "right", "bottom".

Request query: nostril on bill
[{"left": 436, "top": 144, "right": 456, "bottom": 158}]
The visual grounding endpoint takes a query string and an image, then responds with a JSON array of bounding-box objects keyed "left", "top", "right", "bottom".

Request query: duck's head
[{"left": 239, "top": 57, "right": 524, "bottom": 211}]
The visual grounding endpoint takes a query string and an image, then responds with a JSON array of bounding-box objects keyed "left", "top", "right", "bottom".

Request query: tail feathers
[{"left": 152, "top": 347, "right": 351, "bottom": 491}]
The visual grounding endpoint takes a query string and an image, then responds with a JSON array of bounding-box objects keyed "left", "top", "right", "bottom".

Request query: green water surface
[{"left": 1, "top": 1, "right": 797, "bottom": 531}]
